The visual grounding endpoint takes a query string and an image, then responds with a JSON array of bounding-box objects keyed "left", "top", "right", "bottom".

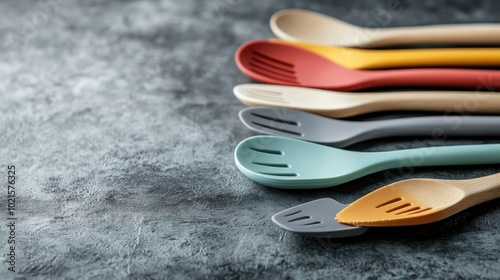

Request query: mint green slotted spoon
[{"left": 234, "top": 135, "right": 500, "bottom": 189}]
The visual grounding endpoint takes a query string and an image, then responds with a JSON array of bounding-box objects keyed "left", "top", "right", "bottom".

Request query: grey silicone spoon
[
  {"left": 239, "top": 107, "right": 500, "bottom": 147},
  {"left": 272, "top": 198, "right": 368, "bottom": 238}
]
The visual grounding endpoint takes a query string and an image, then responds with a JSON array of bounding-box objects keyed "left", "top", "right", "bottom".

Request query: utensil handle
[
  {"left": 359, "top": 90, "right": 500, "bottom": 116},
  {"left": 370, "top": 24, "right": 500, "bottom": 48},
  {"left": 457, "top": 173, "right": 500, "bottom": 210},
  {"left": 362, "top": 68, "right": 500, "bottom": 90},
  {"left": 359, "top": 48, "right": 500, "bottom": 69},
  {"left": 383, "top": 144, "right": 500, "bottom": 170},
  {"left": 363, "top": 116, "right": 500, "bottom": 140}
]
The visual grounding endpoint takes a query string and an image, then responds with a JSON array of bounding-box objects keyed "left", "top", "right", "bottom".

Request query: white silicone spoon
[
  {"left": 234, "top": 84, "right": 500, "bottom": 118},
  {"left": 271, "top": 9, "right": 500, "bottom": 48}
]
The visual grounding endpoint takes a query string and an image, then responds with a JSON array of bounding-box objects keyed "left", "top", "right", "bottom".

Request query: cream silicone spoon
[
  {"left": 271, "top": 9, "right": 500, "bottom": 48},
  {"left": 234, "top": 84, "right": 500, "bottom": 118}
]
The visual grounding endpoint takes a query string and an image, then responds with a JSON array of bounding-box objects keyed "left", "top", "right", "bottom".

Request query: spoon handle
[
  {"left": 356, "top": 91, "right": 500, "bottom": 117},
  {"left": 355, "top": 48, "right": 500, "bottom": 69},
  {"left": 382, "top": 144, "right": 500, "bottom": 170},
  {"left": 360, "top": 116, "right": 500, "bottom": 141},
  {"left": 361, "top": 68, "right": 500, "bottom": 91},
  {"left": 455, "top": 172, "right": 500, "bottom": 211},
  {"left": 273, "top": 40, "right": 500, "bottom": 70},
  {"left": 375, "top": 24, "right": 500, "bottom": 48}
]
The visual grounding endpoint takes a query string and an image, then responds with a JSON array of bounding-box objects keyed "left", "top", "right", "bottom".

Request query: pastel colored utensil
[
  {"left": 234, "top": 135, "right": 500, "bottom": 189},
  {"left": 272, "top": 198, "right": 368, "bottom": 238},
  {"left": 271, "top": 9, "right": 500, "bottom": 48},
  {"left": 239, "top": 107, "right": 500, "bottom": 147},
  {"left": 276, "top": 39, "right": 500, "bottom": 70},
  {"left": 236, "top": 40, "right": 500, "bottom": 90},
  {"left": 233, "top": 84, "right": 500, "bottom": 118},
  {"left": 336, "top": 173, "right": 500, "bottom": 226}
]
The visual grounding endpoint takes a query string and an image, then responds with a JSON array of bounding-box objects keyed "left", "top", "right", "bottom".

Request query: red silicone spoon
[{"left": 235, "top": 40, "right": 500, "bottom": 91}]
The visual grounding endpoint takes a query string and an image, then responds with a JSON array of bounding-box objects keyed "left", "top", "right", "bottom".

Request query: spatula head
[
  {"left": 238, "top": 106, "right": 360, "bottom": 146},
  {"left": 235, "top": 40, "right": 358, "bottom": 90},
  {"left": 336, "top": 179, "right": 466, "bottom": 226},
  {"left": 234, "top": 135, "right": 374, "bottom": 189},
  {"left": 272, "top": 198, "right": 368, "bottom": 238}
]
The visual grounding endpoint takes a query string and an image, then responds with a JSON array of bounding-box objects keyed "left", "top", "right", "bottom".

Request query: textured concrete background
[{"left": 1, "top": 0, "right": 500, "bottom": 279}]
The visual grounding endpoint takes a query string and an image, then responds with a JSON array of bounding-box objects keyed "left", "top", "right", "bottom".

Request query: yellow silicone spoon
[
  {"left": 272, "top": 39, "right": 500, "bottom": 69},
  {"left": 336, "top": 173, "right": 500, "bottom": 227},
  {"left": 271, "top": 9, "right": 500, "bottom": 48}
]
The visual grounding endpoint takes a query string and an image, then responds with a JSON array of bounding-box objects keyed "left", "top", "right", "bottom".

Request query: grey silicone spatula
[
  {"left": 272, "top": 198, "right": 368, "bottom": 238},
  {"left": 239, "top": 107, "right": 500, "bottom": 147}
]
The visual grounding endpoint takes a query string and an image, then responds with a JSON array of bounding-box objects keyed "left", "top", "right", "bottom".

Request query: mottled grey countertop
[{"left": 1, "top": 0, "right": 500, "bottom": 279}]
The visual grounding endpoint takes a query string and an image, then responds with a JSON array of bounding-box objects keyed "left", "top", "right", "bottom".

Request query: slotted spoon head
[
  {"left": 272, "top": 198, "right": 368, "bottom": 238},
  {"left": 239, "top": 107, "right": 362, "bottom": 146},
  {"left": 234, "top": 135, "right": 376, "bottom": 189},
  {"left": 336, "top": 179, "right": 466, "bottom": 226},
  {"left": 233, "top": 84, "right": 362, "bottom": 115},
  {"left": 235, "top": 40, "right": 359, "bottom": 89}
]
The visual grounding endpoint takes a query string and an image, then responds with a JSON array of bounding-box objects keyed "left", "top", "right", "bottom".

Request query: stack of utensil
[{"left": 233, "top": 9, "right": 500, "bottom": 238}]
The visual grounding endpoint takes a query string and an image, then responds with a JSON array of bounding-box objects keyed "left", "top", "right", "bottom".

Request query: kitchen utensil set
[{"left": 232, "top": 9, "right": 500, "bottom": 237}]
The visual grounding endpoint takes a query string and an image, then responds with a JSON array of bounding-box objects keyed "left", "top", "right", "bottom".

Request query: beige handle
[
  {"left": 356, "top": 91, "right": 500, "bottom": 117},
  {"left": 454, "top": 173, "right": 500, "bottom": 210},
  {"left": 371, "top": 24, "right": 500, "bottom": 48}
]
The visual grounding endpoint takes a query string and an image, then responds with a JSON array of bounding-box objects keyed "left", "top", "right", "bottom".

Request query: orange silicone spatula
[
  {"left": 336, "top": 173, "right": 500, "bottom": 227},
  {"left": 235, "top": 40, "right": 500, "bottom": 91}
]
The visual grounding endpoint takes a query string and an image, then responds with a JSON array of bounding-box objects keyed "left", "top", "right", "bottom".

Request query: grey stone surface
[{"left": 1, "top": 0, "right": 499, "bottom": 279}]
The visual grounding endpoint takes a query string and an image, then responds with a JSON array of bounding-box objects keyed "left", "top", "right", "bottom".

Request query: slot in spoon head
[
  {"left": 272, "top": 198, "right": 368, "bottom": 238},
  {"left": 235, "top": 40, "right": 360, "bottom": 90}
]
